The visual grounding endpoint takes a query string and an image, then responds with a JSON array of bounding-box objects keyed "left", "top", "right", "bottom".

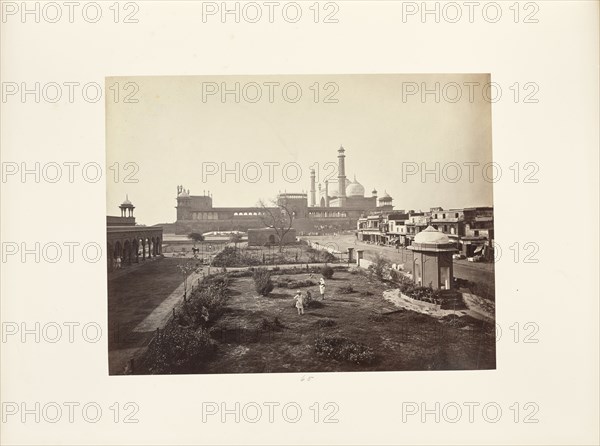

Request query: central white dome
[{"left": 346, "top": 176, "right": 365, "bottom": 197}]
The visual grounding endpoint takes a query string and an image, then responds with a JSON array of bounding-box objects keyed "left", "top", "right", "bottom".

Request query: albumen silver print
[{"left": 106, "top": 74, "right": 497, "bottom": 375}]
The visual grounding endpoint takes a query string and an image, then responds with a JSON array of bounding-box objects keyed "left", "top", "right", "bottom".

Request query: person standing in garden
[
  {"left": 293, "top": 291, "right": 305, "bottom": 316},
  {"left": 319, "top": 278, "right": 326, "bottom": 300}
]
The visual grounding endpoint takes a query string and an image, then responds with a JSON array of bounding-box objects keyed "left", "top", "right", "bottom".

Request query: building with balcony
[
  {"left": 460, "top": 206, "right": 495, "bottom": 257},
  {"left": 356, "top": 206, "right": 495, "bottom": 258}
]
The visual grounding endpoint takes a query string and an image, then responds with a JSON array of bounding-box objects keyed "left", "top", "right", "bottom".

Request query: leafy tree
[
  {"left": 188, "top": 232, "right": 205, "bottom": 246},
  {"left": 229, "top": 233, "right": 242, "bottom": 252}
]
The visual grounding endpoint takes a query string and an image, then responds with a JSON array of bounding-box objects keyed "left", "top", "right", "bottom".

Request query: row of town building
[{"left": 357, "top": 206, "right": 494, "bottom": 258}]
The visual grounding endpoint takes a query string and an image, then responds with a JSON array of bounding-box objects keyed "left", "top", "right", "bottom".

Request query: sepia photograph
[
  {"left": 106, "top": 74, "right": 496, "bottom": 375},
  {"left": 3, "top": 1, "right": 599, "bottom": 444}
]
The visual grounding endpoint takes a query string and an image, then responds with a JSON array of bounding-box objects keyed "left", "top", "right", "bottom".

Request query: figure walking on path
[
  {"left": 294, "top": 291, "right": 305, "bottom": 315},
  {"left": 319, "top": 278, "right": 326, "bottom": 300}
]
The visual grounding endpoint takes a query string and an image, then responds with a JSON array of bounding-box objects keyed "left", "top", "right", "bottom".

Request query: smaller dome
[
  {"left": 120, "top": 195, "right": 134, "bottom": 207},
  {"left": 414, "top": 226, "right": 450, "bottom": 244},
  {"left": 179, "top": 189, "right": 190, "bottom": 198},
  {"left": 379, "top": 191, "right": 392, "bottom": 202}
]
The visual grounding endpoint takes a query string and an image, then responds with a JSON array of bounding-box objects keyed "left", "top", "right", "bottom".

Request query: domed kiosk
[
  {"left": 378, "top": 190, "right": 393, "bottom": 210},
  {"left": 408, "top": 226, "right": 457, "bottom": 290},
  {"left": 119, "top": 195, "right": 135, "bottom": 217}
]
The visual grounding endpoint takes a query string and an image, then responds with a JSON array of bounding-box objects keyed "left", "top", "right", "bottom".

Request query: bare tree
[{"left": 258, "top": 198, "right": 294, "bottom": 253}]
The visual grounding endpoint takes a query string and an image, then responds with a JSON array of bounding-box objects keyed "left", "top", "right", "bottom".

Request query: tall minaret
[
  {"left": 310, "top": 169, "right": 316, "bottom": 207},
  {"left": 337, "top": 145, "right": 347, "bottom": 207},
  {"left": 324, "top": 181, "right": 330, "bottom": 207}
]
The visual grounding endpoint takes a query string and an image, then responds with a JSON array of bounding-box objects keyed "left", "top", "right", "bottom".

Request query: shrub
[
  {"left": 338, "top": 285, "right": 354, "bottom": 294},
  {"left": 314, "top": 335, "right": 376, "bottom": 365},
  {"left": 273, "top": 277, "right": 290, "bottom": 287},
  {"left": 286, "top": 279, "right": 316, "bottom": 289},
  {"left": 212, "top": 246, "right": 261, "bottom": 267},
  {"left": 320, "top": 251, "right": 337, "bottom": 263},
  {"left": 203, "top": 273, "right": 230, "bottom": 288},
  {"left": 349, "top": 267, "right": 365, "bottom": 276},
  {"left": 307, "top": 247, "right": 337, "bottom": 263},
  {"left": 438, "top": 291, "right": 465, "bottom": 310},
  {"left": 258, "top": 317, "right": 285, "bottom": 332},
  {"left": 146, "top": 325, "right": 215, "bottom": 374},
  {"left": 304, "top": 291, "right": 325, "bottom": 308},
  {"left": 273, "top": 277, "right": 315, "bottom": 288},
  {"left": 303, "top": 291, "right": 314, "bottom": 307},
  {"left": 228, "top": 269, "right": 253, "bottom": 278},
  {"left": 389, "top": 269, "right": 400, "bottom": 282},
  {"left": 368, "top": 254, "right": 390, "bottom": 281},
  {"left": 315, "top": 318, "right": 336, "bottom": 328},
  {"left": 321, "top": 265, "right": 334, "bottom": 279},
  {"left": 306, "top": 247, "right": 319, "bottom": 262},
  {"left": 412, "top": 286, "right": 434, "bottom": 300},
  {"left": 182, "top": 281, "right": 229, "bottom": 327},
  {"left": 253, "top": 268, "right": 274, "bottom": 296}
]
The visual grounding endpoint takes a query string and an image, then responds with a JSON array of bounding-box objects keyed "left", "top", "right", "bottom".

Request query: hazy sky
[{"left": 107, "top": 74, "right": 493, "bottom": 225}]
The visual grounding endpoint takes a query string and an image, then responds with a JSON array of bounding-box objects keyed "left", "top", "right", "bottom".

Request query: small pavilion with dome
[
  {"left": 119, "top": 195, "right": 135, "bottom": 217},
  {"left": 408, "top": 226, "right": 457, "bottom": 290},
  {"left": 378, "top": 190, "right": 394, "bottom": 211},
  {"left": 107, "top": 195, "right": 163, "bottom": 271}
]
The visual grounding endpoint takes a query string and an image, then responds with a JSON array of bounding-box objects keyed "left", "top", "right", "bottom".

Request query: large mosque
[
  {"left": 172, "top": 146, "right": 394, "bottom": 234},
  {"left": 312, "top": 146, "right": 393, "bottom": 210}
]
